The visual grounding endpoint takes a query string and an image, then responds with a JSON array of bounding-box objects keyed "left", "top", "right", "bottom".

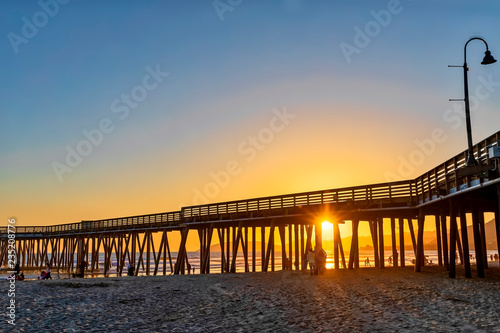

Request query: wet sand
[{"left": 5, "top": 265, "right": 500, "bottom": 332}]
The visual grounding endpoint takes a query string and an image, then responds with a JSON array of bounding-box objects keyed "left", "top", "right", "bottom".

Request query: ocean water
[{"left": 2, "top": 250, "right": 499, "bottom": 280}]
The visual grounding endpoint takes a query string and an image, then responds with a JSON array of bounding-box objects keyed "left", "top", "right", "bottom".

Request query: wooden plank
[
  {"left": 203, "top": 225, "right": 214, "bottom": 274},
  {"left": 165, "top": 232, "right": 173, "bottom": 274},
  {"left": 252, "top": 226, "right": 256, "bottom": 272},
  {"left": 301, "top": 224, "right": 306, "bottom": 270},
  {"left": 407, "top": 218, "right": 417, "bottom": 258},
  {"left": 135, "top": 233, "right": 148, "bottom": 275},
  {"left": 293, "top": 224, "right": 299, "bottom": 270},
  {"left": 457, "top": 203, "right": 471, "bottom": 277},
  {"left": 370, "top": 221, "right": 379, "bottom": 267},
  {"left": 244, "top": 226, "right": 249, "bottom": 272},
  {"left": 217, "top": 228, "right": 225, "bottom": 273},
  {"left": 227, "top": 227, "right": 231, "bottom": 272},
  {"left": 440, "top": 212, "right": 449, "bottom": 270},
  {"left": 348, "top": 219, "right": 358, "bottom": 269},
  {"left": 261, "top": 225, "right": 265, "bottom": 271},
  {"left": 263, "top": 220, "right": 276, "bottom": 272},
  {"left": 379, "top": 218, "right": 385, "bottom": 268},
  {"left": 414, "top": 210, "right": 425, "bottom": 273},
  {"left": 449, "top": 201, "right": 457, "bottom": 278},
  {"left": 337, "top": 222, "right": 346, "bottom": 269},
  {"left": 477, "top": 212, "right": 488, "bottom": 269},
  {"left": 391, "top": 217, "right": 398, "bottom": 267},
  {"left": 279, "top": 225, "right": 286, "bottom": 270},
  {"left": 174, "top": 228, "right": 189, "bottom": 275},
  {"left": 288, "top": 224, "right": 292, "bottom": 270},
  {"left": 454, "top": 228, "right": 463, "bottom": 264},
  {"left": 153, "top": 232, "right": 167, "bottom": 276},
  {"left": 334, "top": 222, "right": 340, "bottom": 269},
  {"left": 471, "top": 207, "right": 485, "bottom": 278},
  {"left": 496, "top": 184, "right": 500, "bottom": 262},
  {"left": 146, "top": 231, "right": 151, "bottom": 275},
  {"left": 435, "top": 215, "right": 443, "bottom": 266},
  {"left": 399, "top": 217, "right": 405, "bottom": 267},
  {"left": 231, "top": 222, "right": 243, "bottom": 273}
]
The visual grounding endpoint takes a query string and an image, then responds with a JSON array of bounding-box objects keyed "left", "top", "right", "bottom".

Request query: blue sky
[{"left": 1, "top": 0, "right": 500, "bottom": 226}]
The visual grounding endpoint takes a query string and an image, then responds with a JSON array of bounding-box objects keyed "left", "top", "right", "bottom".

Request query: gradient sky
[{"left": 2, "top": 0, "right": 500, "bottom": 239}]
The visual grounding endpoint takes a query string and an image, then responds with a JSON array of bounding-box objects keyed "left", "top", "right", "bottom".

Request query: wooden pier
[{"left": 2, "top": 130, "right": 500, "bottom": 279}]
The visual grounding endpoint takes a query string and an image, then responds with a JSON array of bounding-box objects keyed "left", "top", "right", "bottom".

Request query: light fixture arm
[{"left": 462, "top": 37, "right": 491, "bottom": 166}]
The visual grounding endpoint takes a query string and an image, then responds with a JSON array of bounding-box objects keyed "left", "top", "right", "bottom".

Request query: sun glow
[{"left": 321, "top": 220, "right": 333, "bottom": 240}]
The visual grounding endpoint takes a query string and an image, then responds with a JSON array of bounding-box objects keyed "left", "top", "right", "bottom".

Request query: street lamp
[{"left": 451, "top": 37, "right": 496, "bottom": 166}]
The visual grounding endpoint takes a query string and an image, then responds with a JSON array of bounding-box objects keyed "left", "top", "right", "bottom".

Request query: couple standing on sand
[{"left": 306, "top": 247, "right": 327, "bottom": 275}]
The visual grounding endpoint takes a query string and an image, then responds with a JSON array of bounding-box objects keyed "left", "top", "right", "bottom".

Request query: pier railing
[
  {"left": 413, "top": 131, "right": 499, "bottom": 204},
  {"left": 181, "top": 180, "right": 415, "bottom": 221},
  {"left": 0, "top": 211, "right": 182, "bottom": 236}
]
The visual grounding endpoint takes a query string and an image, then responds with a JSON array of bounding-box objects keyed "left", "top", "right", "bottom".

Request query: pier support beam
[
  {"left": 496, "top": 184, "right": 500, "bottom": 259},
  {"left": 449, "top": 200, "right": 457, "bottom": 278},
  {"left": 435, "top": 215, "right": 443, "bottom": 266},
  {"left": 391, "top": 217, "right": 398, "bottom": 267},
  {"left": 399, "top": 217, "right": 405, "bottom": 267},
  {"left": 348, "top": 219, "right": 359, "bottom": 269},
  {"left": 440, "top": 212, "right": 449, "bottom": 270},
  {"left": 471, "top": 207, "right": 485, "bottom": 278},
  {"left": 414, "top": 210, "right": 425, "bottom": 272},
  {"left": 378, "top": 218, "right": 385, "bottom": 268}
]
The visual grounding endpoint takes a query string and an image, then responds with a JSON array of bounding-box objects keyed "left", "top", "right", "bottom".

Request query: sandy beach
[{"left": 4, "top": 265, "right": 500, "bottom": 332}]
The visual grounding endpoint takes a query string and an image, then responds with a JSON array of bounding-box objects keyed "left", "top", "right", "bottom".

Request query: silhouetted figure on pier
[{"left": 365, "top": 257, "right": 370, "bottom": 267}]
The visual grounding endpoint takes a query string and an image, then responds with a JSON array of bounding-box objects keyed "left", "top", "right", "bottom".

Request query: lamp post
[{"left": 455, "top": 37, "right": 496, "bottom": 166}]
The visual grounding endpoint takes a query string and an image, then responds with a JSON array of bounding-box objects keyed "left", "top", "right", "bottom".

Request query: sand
[{"left": 4, "top": 265, "right": 500, "bottom": 332}]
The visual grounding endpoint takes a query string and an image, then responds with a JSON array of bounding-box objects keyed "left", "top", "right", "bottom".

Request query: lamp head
[{"left": 481, "top": 50, "right": 497, "bottom": 65}]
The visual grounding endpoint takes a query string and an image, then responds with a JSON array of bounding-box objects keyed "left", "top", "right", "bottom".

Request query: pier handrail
[
  {"left": 181, "top": 180, "right": 415, "bottom": 219},
  {"left": 0, "top": 211, "right": 182, "bottom": 235}
]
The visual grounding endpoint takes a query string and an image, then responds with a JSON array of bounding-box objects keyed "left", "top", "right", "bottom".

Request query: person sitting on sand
[
  {"left": 39, "top": 271, "right": 47, "bottom": 280},
  {"left": 17, "top": 272, "right": 25, "bottom": 281},
  {"left": 306, "top": 249, "right": 317, "bottom": 276},
  {"left": 46, "top": 263, "right": 52, "bottom": 279},
  {"left": 127, "top": 263, "right": 135, "bottom": 276}
]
